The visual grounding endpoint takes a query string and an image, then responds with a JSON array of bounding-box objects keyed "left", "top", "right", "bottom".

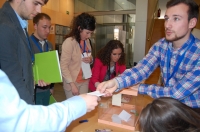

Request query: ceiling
[{"left": 78, "top": 0, "right": 136, "bottom": 11}]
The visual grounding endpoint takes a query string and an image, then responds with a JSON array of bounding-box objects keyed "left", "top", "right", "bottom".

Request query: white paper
[
  {"left": 81, "top": 52, "right": 92, "bottom": 79},
  {"left": 118, "top": 110, "right": 132, "bottom": 122},
  {"left": 112, "top": 114, "right": 122, "bottom": 124},
  {"left": 112, "top": 94, "right": 122, "bottom": 106},
  {"left": 87, "top": 91, "right": 105, "bottom": 97}
]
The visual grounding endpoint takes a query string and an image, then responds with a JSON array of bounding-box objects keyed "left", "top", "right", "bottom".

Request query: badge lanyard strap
[
  {"left": 79, "top": 40, "right": 91, "bottom": 55},
  {"left": 79, "top": 40, "right": 86, "bottom": 52},
  {"left": 79, "top": 40, "right": 87, "bottom": 57},
  {"left": 24, "top": 29, "right": 34, "bottom": 63},
  {"left": 166, "top": 36, "right": 195, "bottom": 86},
  {"left": 30, "top": 35, "right": 49, "bottom": 53}
]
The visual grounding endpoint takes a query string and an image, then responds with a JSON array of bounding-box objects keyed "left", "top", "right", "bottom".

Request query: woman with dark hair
[
  {"left": 139, "top": 97, "right": 200, "bottom": 132},
  {"left": 60, "top": 13, "right": 96, "bottom": 99},
  {"left": 89, "top": 40, "right": 126, "bottom": 91}
]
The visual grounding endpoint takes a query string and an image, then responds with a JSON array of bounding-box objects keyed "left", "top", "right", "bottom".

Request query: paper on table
[
  {"left": 112, "top": 114, "right": 122, "bottom": 124},
  {"left": 112, "top": 94, "right": 122, "bottom": 106},
  {"left": 81, "top": 52, "right": 92, "bottom": 79},
  {"left": 118, "top": 110, "right": 132, "bottom": 122},
  {"left": 87, "top": 91, "right": 105, "bottom": 97}
]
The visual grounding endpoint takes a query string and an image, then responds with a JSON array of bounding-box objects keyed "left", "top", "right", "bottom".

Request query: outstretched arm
[{"left": 0, "top": 70, "right": 98, "bottom": 132}]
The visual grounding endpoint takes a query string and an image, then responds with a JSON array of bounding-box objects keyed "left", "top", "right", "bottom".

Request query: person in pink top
[{"left": 89, "top": 40, "right": 126, "bottom": 91}]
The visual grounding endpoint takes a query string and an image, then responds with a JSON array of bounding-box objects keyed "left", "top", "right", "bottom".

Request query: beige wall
[{"left": 0, "top": 1, "right": 5, "bottom": 6}]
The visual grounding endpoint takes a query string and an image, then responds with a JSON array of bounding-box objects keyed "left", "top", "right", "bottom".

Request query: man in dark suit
[{"left": 0, "top": 0, "right": 49, "bottom": 104}]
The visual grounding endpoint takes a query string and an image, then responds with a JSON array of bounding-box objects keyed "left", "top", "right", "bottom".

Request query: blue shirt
[
  {"left": 0, "top": 70, "right": 87, "bottom": 132},
  {"left": 115, "top": 34, "right": 200, "bottom": 108},
  {"left": 14, "top": 11, "right": 27, "bottom": 29}
]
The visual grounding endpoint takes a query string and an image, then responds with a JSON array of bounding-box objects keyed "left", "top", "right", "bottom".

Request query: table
[
  {"left": 66, "top": 107, "right": 139, "bottom": 132},
  {"left": 66, "top": 91, "right": 154, "bottom": 132},
  {"left": 66, "top": 94, "right": 143, "bottom": 132}
]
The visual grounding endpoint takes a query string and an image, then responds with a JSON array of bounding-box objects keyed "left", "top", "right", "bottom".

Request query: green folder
[
  {"left": 33, "top": 50, "right": 62, "bottom": 84},
  {"left": 49, "top": 95, "right": 57, "bottom": 104}
]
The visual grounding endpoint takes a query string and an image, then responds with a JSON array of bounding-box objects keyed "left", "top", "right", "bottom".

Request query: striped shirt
[{"left": 115, "top": 34, "right": 200, "bottom": 108}]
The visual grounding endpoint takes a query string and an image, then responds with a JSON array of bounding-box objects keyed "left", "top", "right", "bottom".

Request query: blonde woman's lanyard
[{"left": 165, "top": 36, "right": 195, "bottom": 86}]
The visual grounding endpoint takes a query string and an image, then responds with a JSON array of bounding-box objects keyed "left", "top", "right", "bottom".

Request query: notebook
[{"left": 33, "top": 50, "right": 62, "bottom": 84}]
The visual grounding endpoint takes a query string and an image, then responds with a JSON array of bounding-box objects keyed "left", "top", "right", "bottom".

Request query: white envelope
[{"left": 81, "top": 52, "right": 92, "bottom": 79}]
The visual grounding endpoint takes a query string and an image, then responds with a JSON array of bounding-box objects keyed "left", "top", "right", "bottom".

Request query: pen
[
  {"left": 79, "top": 119, "right": 88, "bottom": 123},
  {"left": 95, "top": 129, "right": 113, "bottom": 132}
]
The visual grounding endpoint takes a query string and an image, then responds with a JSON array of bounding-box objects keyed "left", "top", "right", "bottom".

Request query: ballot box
[{"left": 98, "top": 87, "right": 143, "bottom": 131}]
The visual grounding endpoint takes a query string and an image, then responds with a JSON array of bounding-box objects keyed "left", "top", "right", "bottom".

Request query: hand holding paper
[
  {"left": 87, "top": 91, "right": 105, "bottom": 97},
  {"left": 79, "top": 94, "right": 98, "bottom": 112}
]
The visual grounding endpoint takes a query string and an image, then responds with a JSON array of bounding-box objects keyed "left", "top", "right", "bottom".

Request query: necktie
[{"left": 39, "top": 40, "right": 45, "bottom": 51}]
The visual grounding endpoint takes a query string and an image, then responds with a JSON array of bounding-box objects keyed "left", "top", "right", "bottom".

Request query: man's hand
[
  {"left": 79, "top": 94, "right": 98, "bottom": 112},
  {"left": 37, "top": 80, "right": 50, "bottom": 87},
  {"left": 96, "top": 79, "right": 119, "bottom": 97}
]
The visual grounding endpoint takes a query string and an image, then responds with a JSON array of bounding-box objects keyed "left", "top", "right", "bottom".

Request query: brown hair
[
  {"left": 8, "top": 0, "right": 49, "bottom": 4},
  {"left": 139, "top": 97, "right": 200, "bottom": 132},
  {"left": 96, "top": 40, "right": 125, "bottom": 66},
  {"left": 166, "top": 0, "right": 199, "bottom": 21},
  {"left": 65, "top": 13, "right": 96, "bottom": 42},
  {"left": 33, "top": 13, "right": 51, "bottom": 24}
]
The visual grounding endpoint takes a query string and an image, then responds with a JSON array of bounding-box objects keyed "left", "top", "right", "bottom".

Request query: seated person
[
  {"left": 139, "top": 97, "right": 200, "bottom": 132},
  {"left": 89, "top": 40, "right": 126, "bottom": 91}
]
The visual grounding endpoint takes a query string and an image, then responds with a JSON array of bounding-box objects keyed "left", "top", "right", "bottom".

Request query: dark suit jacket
[{"left": 0, "top": 2, "right": 34, "bottom": 104}]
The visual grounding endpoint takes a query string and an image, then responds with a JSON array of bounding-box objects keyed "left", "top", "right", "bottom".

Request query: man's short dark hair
[
  {"left": 166, "top": 0, "right": 199, "bottom": 21},
  {"left": 33, "top": 13, "right": 51, "bottom": 24},
  {"left": 8, "top": 0, "right": 49, "bottom": 4}
]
